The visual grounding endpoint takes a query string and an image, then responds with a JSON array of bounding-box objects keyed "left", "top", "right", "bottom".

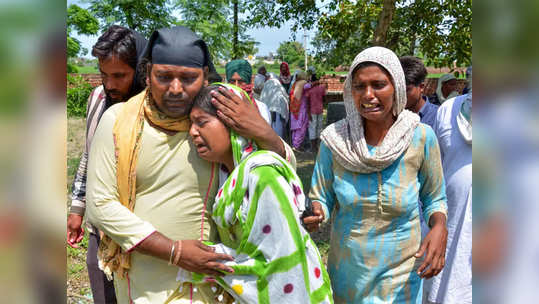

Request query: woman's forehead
[{"left": 353, "top": 64, "right": 392, "bottom": 81}]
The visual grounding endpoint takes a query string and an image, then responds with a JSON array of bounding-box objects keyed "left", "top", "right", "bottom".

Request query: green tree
[
  {"left": 314, "top": 0, "right": 472, "bottom": 68},
  {"left": 175, "top": 0, "right": 233, "bottom": 60},
  {"left": 86, "top": 0, "right": 175, "bottom": 37},
  {"left": 242, "top": 0, "right": 471, "bottom": 69},
  {"left": 67, "top": 4, "right": 99, "bottom": 72},
  {"left": 243, "top": 0, "right": 320, "bottom": 36},
  {"left": 174, "top": 0, "right": 258, "bottom": 60},
  {"left": 276, "top": 41, "right": 305, "bottom": 68}
]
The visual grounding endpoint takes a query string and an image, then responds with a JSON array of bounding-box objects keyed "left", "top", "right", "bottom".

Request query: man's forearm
[
  {"left": 253, "top": 127, "right": 286, "bottom": 159},
  {"left": 133, "top": 231, "right": 173, "bottom": 261}
]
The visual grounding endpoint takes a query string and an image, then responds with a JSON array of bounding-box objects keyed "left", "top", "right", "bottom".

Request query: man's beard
[{"left": 104, "top": 88, "right": 125, "bottom": 104}]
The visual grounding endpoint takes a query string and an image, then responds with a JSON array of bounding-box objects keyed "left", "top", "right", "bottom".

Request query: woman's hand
[
  {"left": 210, "top": 87, "right": 269, "bottom": 141},
  {"left": 415, "top": 213, "right": 448, "bottom": 278},
  {"left": 302, "top": 201, "right": 325, "bottom": 232},
  {"left": 211, "top": 87, "right": 285, "bottom": 158}
]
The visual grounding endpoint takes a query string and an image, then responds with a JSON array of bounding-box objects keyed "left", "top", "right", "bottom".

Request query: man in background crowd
[
  {"left": 253, "top": 65, "right": 268, "bottom": 99},
  {"left": 400, "top": 56, "right": 439, "bottom": 128},
  {"left": 430, "top": 73, "right": 459, "bottom": 105},
  {"left": 304, "top": 74, "right": 327, "bottom": 153}
]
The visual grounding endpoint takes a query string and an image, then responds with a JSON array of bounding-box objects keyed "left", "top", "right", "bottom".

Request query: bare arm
[
  {"left": 134, "top": 231, "right": 235, "bottom": 276},
  {"left": 415, "top": 212, "right": 448, "bottom": 278}
]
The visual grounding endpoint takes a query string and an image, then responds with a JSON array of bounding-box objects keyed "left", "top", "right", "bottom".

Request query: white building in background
[{"left": 246, "top": 55, "right": 256, "bottom": 66}]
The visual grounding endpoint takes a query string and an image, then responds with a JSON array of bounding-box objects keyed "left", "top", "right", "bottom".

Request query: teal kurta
[{"left": 309, "top": 123, "right": 447, "bottom": 304}]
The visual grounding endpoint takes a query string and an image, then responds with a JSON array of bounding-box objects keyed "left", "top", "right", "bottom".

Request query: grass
[
  {"left": 215, "top": 66, "right": 347, "bottom": 77},
  {"left": 427, "top": 72, "right": 466, "bottom": 79},
  {"left": 67, "top": 118, "right": 85, "bottom": 190},
  {"left": 75, "top": 65, "right": 99, "bottom": 74},
  {"left": 72, "top": 64, "right": 450, "bottom": 78},
  {"left": 67, "top": 117, "right": 92, "bottom": 303}
]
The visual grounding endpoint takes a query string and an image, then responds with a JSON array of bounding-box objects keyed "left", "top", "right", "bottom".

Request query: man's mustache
[
  {"left": 105, "top": 89, "right": 122, "bottom": 96},
  {"left": 162, "top": 93, "right": 185, "bottom": 103}
]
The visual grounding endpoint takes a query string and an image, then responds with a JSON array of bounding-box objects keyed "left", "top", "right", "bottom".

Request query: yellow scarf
[{"left": 97, "top": 89, "right": 191, "bottom": 278}]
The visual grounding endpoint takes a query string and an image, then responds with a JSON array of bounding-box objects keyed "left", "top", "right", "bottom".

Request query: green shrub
[
  {"left": 67, "top": 75, "right": 92, "bottom": 117},
  {"left": 67, "top": 63, "right": 78, "bottom": 73}
]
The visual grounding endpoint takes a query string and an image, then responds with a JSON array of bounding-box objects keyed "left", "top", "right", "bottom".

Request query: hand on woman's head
[{"left": 189, "top": 86, "right": 233, "bottom": 169}]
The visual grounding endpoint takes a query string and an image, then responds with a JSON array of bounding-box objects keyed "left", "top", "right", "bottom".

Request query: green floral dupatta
[{"left": 177, "top": 84, "right": 333, "bottom": 304}]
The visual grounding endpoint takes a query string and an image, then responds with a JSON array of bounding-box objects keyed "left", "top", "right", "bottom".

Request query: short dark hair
[
  {"left": 399, "top": 56, "right": 427, "bottom": 86},
  {"left": 92, "top": 25, "right": 138, "bottom": 70},
  {"left": 192, "top": 84, "right": 222, "bottom": 116}
]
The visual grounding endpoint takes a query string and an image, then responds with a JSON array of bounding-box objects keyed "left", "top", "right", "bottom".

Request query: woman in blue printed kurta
[{"left": 305, "top": 47, "right": 448, "bottom": 303}]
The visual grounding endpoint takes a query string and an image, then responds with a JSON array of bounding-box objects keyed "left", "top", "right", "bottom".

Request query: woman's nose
[
  {"left": 364, "top": 86, "right": 375, "bottom": 99},
  {"left": 189, "top": 124, "right": 198, "bottom": 137}
]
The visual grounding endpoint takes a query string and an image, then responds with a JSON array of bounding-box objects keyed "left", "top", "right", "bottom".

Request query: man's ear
[
  {"left": 203, "top": 66, "right": 209, "bottom": 86},
  {"left": 146, "top": 63, "right": 152, "bottom": 87},
  {"left": 419, "top": 82, "right": 425, "bottom": 94}
]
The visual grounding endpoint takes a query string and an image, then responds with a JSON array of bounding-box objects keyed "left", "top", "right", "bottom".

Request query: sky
[{"left": 68, "top": 0, "right": 317, "bottom": 58}]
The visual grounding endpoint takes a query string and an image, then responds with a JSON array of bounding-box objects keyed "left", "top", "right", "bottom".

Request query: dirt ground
[{"left": 66, "top": 118, "right": 331, "bottom": 303}]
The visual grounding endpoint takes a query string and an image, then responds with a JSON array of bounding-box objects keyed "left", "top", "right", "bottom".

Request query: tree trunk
[
  {"left": 372, "top": 0, "right": 396, "bottom": 46},
  {"left": 409, "top": 33, "right": 417, "bottom": 55},
  {"left": 233, "top": 0, "right": 239, "bottom": 59}
]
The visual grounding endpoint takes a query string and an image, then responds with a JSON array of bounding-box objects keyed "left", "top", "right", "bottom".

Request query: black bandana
[{"left": 142, "top": 26, "right": 209, "bottom": 68}]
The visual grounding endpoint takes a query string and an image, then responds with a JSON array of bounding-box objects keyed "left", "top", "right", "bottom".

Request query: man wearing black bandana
[{"left": 86, "top": 26, "right": 296, "bottom": 303}]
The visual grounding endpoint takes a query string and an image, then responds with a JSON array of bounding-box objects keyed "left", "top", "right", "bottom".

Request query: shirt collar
[{"left": 418, "top": 96, "right": 430, "bottom": 117}]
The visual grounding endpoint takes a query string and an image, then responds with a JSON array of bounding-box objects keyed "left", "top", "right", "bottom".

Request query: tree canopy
[
  {"left": 67, "top": 4, "right": 99, "bottom": 72},
  {"left": 174, "top": 0, "right": 258, "bottom": 61},
  {"left": 70, "top": 0, "right": 471, "bottom": 68},
  {"left": 85, "top": 0, "right": 175, "bottom": 37},
  {"left": 276, "top": 41, "right": 305, "bottom": 68},
  {"left": 242, "top": 0, "right": 472, "bottom": 69}
]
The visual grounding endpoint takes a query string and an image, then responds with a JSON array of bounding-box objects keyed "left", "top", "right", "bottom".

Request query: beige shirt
[
  {"left": 87, "top": 102, "right": 297, "bottom": 303},
  {"left": 87, "top": 103, "right": 221, "bottom": 303}
]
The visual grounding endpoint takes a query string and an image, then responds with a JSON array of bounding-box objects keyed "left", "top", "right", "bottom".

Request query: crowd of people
[{"left": 67, "top": 25, "right": 472, "bottom": 304}]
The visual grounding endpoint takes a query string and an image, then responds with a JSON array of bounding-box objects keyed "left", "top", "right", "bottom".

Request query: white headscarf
[
  {"left": 436, "top": 73, "right": 459, "bottom": 104},
  {"left": 456, "top": 93, "right": 472, "bottom": 145},
  {"left": 320, "top": 46, "right": 420, "bottom": 173},
  {"left": 253, "top": 73, "right": 266, "bottom": 94},
  {"left": 260, "top": 73, "right": 289, "bottom": 121}
]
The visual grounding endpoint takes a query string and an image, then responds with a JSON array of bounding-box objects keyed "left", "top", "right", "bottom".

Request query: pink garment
[
  {"left": 305, "top": 84, "right": 327, "bottom": 115},
  {"left": 290, "top": 83, "right": 311, "bottom": 148}
]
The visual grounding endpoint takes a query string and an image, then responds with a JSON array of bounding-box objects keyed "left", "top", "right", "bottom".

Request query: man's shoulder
[
  {"left": 100, "top": 102, "right": 124, "bottom": 123},
  {"left": 87, "top": 85, "right": 106, "bottom": 112},
  {"left": 427, "top": 94, "right": 441, "bottom": 106},
  {"left": 425, "top": 100, "right": 439, "bottom": 112},
  {"left": 89, "top": 85, "right": 106, "bottom": 102}
]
